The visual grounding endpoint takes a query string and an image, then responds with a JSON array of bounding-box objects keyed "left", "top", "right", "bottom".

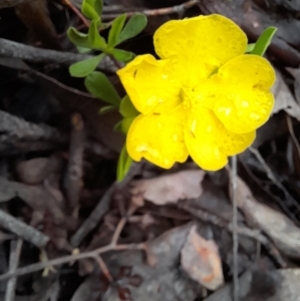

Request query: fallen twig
[
  {"left": 70, "top": 184, "right": 114, "bottom": 247},
  {"left": 66, "top": 113, "right": 85, "bottom": 218},
  {"left": 101, "top": 0, "right": 199, "bottom": 20},
  {"left": 178, "top": 203, "right": 287, "bottom": 268},
  {"left": 0, "top": 0, "right": 33, "bottom": 8},
  {"left": 0, "top": 110, "right": 65, "bottom": 144},
  {"left": 0, "top": 38, "right": 117, "bottom": 72},
  {"left": 71, "top": 163, "right": 141, "bottom": 247},
  {"left": 4, "top": 239, "right": 23, "bottom": 301},
  {"left": 0, "top": 206, "right": 144, "bottom": 281},
  {"left": 63, "top": 0, "right": 90, "bottom": 27},
  {"left": 230, "top": 156, "right": 239, "bottom": 301},
  {"left": 0, "top": 209, "right": 49, "bottom": 248}
]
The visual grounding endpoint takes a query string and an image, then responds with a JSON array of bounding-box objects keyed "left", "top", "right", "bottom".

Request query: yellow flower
[{"left": 117, "top": 14, "right": 276, "bottom": 171}]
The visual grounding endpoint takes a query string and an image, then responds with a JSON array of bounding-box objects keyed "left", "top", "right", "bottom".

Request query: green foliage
[
  {"left": 120, "top": 117, "right": 135, "bottom": 134},
  {"left": 117, "top": 145, "right": 133, "bottom": 182},
  {"left": 88, "top": 19, "right": 107, "bottom": 50},
  {"left": 99, "top": 105, "right": 116, "bottom": 114},
  {"left": 67, "top": 0, "right": 149, "bottom": 181},
  {"left": 119, "top": 95, "right": 139, "bottom": 118},
  {"left": 69, "top": 53, "right": 104, "bottom": 77},
  {"left": 108, "top": 14, "right": 127, "bottom": 47},
  {"left": 251, "top": 26, "right": 277, "bottom": 56},
  {"left": 67, "top": 27, "right": 90, "bottom": 48},
  {"left": 117, "top": 14, "right": 148, "bottom": 45},
  {"left": 245, "top": 43, "right": 255, "bottom": 53},
  {"left": 111, "top": 49, "right": 134, "bottom": 62},
  {"left": 85, "top": 71, "right": 121, "bottom": 107},
  {"left": 81, "top": 0, "right": 102, "bottom": 20}
]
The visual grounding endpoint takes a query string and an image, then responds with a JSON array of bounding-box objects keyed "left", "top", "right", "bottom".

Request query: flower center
[{"left": 180, "top": 87, "right": 196, "bottom": 110}]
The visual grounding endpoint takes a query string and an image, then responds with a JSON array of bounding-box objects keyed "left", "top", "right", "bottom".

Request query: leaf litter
[{"left": 1, "top": 0, "right": 300, "bottom": 301}]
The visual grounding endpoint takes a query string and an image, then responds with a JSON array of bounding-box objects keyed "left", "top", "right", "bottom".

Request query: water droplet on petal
[
  {"left": 249, "top": 113, "right": 260, "bottom": 121},
  {"left": 191, "top": 120, "right": 197, "bottom": 134},
  {"left": 241, "top": 101, "right": 249, "bottom": 108},
  {"left": 187, "top": 39, "right": 195, "bottom": 48}
]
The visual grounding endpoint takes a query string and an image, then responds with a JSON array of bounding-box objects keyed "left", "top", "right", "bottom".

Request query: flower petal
[
  {"left": 126, "top": 106, "right": 188, "bottom": 169},
  {"left": 117, "top": 54, "right": 181, "bottom": 115},
  {"left": 213, "top": 54, "right": 276, "bottom": 133},
  {"left": 184, "top": 108, "right": 255, "bottom": 171},
  {"left": 153, "top": 14, "right": 247, "bottom": 85}
]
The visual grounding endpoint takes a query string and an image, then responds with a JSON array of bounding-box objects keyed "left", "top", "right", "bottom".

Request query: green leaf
[
  {"left": 67, "top": 27, "right": 90, "bottom": 48},
  {"left": 69, "top": 54, "right": 104, "bottom": 78},
  {"left": 99, "top": 105, "right": 116, "bottom": 114},
  {"left": 94, "top": 0, "right": 103, "bottom": 16},
  {"left": 246, "top": 43, "right": 255, "bottom": 53},
  {"left": 88, "top": 19, "right": 107, "bottom": 50},
  {"left": 77, "top": 46, "right": 91, "bottom": 53},
  {"left": 85, "top": 71, "right": 121, "bottom": 106},
  {"left": 108, "top": 14, "right": 127, "bottom": 47},
  {"left": 82, "top": 0, "right": 98, "bottom": 20},
  {"left": 117, "top": 145, "right": 133, "bottom": 182},
  {"left": 111, "top": 48, "right": 134, "bottom": 62},
  {"left": 113, "top": 120, "right": 123, "bottom": 132},
  {"left": 82, "top": 0, "right": 103, "bottom": 16},
  {"left": 120, "top": 116, "right": 135, "bottom": 134},
  {"left": 119, "top": 95, "right": 139, "bottom": 118},
  {"left": 118, "top": 13, "right": 147, "bottom": 44},
  {"left": 251, "top": 26, "right": 277, "bottom": 56}
]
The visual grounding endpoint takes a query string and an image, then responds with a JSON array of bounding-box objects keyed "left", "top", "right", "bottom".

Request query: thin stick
[
  {"left": 0, "top": 209, "right": 49, "bottom": 248},
  {"left": 101, "top": 0, "right": 199, "bottom": 20},
  {"left": 0, "top": 204, "right": 142, "bottom": 281},
  {"left": 178, "top": 202, "right": 287, "bottom": 268},
  {"left": 4, "top": 239, "right": 23, "bottom": 301},
  {"left": 111, "top": 205, "right": 137, "bottom": 245},
  {"left": 286, "top": 114, "right": 300, "bottom": 162},
  {"left": 66, "top": 113, "right": 85, "bottom": 218},
  {"left": 0, "top": 38, "right": 117, "bottom": 72},
  {"left": 231, "top": 156, "right": 239, "bottom": 301},
  {"left": 93, "top": 254, "right": 113, "bottom": 282},
  {"left": 71, "top": 184, "right": 114, "bottom": 247},
  {"left": 0, "top": 242, "right": 145, "bottom": 281},
  {"left": 63, "top": 0, "right": 90, "bottom": 27}
]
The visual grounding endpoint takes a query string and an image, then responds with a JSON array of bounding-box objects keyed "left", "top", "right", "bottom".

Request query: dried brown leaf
[
  {"left": 181, "top": 225, "right": 224, "bottom": 291},
  {"left": 16, "top": 158, "right": 49, "bottom": 185},
  {"left": 236, "top": 176, "right": 300, "bottom": 258},
  {"left": 15, "top": 0, "right": 60, "bottom": 50},
  {"left": 271, "top": 69, "right": 300, "bottom": 120},
  {"left": 131, "top": 170, "right": 205, "bottom": 206}
]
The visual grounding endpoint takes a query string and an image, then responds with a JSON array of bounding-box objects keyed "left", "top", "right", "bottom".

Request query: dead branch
[
  {"left": 66, "top": 113, "right": 85, "bottom": 218},
  {"left": 70, "top": 184, "right": 114, "bottom": 247},
  {"left": 4, "top": 239, "right": 23, "bottom": 301},
  {"left": 0, "top": 209, "right": 49, "bottom": 248},
  {"left": 178, "top": 202, "right": 287, "bottom": 268},
  {"left": 0, "top": 38, "right": 117, "bottom": 72},
  {"left": 0, "top": 110, "right": 65, "bottom": 143},
  {"left": 71, "top": 163, "right": 141, "bottom": 247},
  {"left": 0, "top": 206, "right": 143, "bottom": 281},
  {"left": 101, "top": 0, "right": 199, "bottom": 20},
  {"left": 0, "top": 0, "right": 33, "bottom": 8},
  {"left": 230, "top": 156, "right": 239, "bottom": 301}
]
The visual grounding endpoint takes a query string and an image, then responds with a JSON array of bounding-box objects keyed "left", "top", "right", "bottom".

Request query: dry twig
[
  {"left": 4, "top": 239, "right": 23, "bottom": 301},
  {"left": 70, "top": 184, "right": 114, "bottom": 247},
  {"left": 0, "top": 209, "right": 49, "bottom": 248},
  {"left": 0, "top": 206, "right": 143, "bottom": 281},
  {"left": 101, "top": 0, "right": 199, "bottom": 20},
  {"left": 0, "top": 38, "right": 117, "bottom": 72},
  {"left": 178, "top": 202, "right": 286, "bottom": 268},
  {"left": 66, "top": 113, "right": 85, "bottom": 218},
  {"left": 230, "top": 156, "right": 239, "bottom": 301}
]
